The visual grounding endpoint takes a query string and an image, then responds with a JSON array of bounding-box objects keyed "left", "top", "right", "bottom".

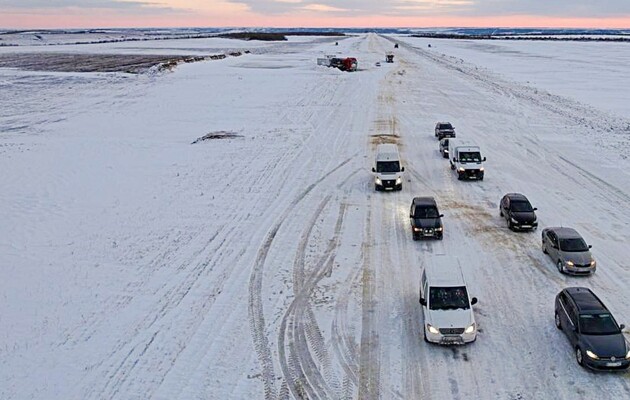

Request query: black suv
[
  {"left": 410, "top": 197, "right": 444, "bottom": 240},
  {"left": 499, "top": 193, "right": 537, "bottom": 231},
  {"left": 435, "top": 122, "right": 455, "bottom": 140},
  {"left": 555, "top": 287, "right": 630, "bottom": 370}
]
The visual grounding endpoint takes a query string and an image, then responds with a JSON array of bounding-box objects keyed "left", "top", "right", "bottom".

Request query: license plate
[
  {"left": 607, "top": 362, "right": 622, "bottom": 367},
  {"left": 521, "top": 225, "right": 531, "bottom": 228},
  {"left": 424, "top": 233, "right": 434, "bottom": 236},
  {"left": 441, "top": 337, "right": 461, "bottom": 344}
]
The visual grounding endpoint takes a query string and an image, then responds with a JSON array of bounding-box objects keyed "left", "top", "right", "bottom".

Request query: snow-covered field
[{"left": 1, "top": 33, "right": 630, "bottom": 399}]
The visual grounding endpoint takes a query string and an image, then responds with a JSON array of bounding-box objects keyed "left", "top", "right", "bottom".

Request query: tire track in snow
[{"left": 248, "top": 157, "right": 356, "bottom": 400}]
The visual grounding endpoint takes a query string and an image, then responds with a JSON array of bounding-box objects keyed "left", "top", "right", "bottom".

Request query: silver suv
[
  {"left": 542, "top": 227, "right": 596, "bottom": 275},
  {"left": 435, "top": 122, "right": 455, "bottom": 140}
]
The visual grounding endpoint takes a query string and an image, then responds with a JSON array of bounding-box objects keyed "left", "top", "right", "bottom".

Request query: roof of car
[
  {"left": 547, "top": 227, "right": 582, "bottom": 239},
  {"left": 505, "top": 193, "right": 529, "bottom": 201},
  {"left": 412, "top": 197, "right": 437, "bottom": 207},
  {"left": 564, "top": 287, "right": 608, "bottom": 313},
  {"left": 424, "top": 256, "right": 466, "bottom": 286}
]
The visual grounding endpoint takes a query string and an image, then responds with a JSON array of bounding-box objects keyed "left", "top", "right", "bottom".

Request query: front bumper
[
  {"left": 412, "top": 227, "right": 442, "bottom": 239},
  {"left": 584, "top": 356, "right": 630, "bottom": 371},
  {"left": 425, "top": 327, "right": 476, "bottom": 345},
  {"left": 457, "top": 170, "right": 484, "bottom": 180},
  {"left": 565, "top": 264, "right": 596, "bottom": 275},
  {"left": 376, "top": 178, "right": 402, "bottom": 190},
  {"left": 512, "top": 221, "right": 538, "bottom": 230}
]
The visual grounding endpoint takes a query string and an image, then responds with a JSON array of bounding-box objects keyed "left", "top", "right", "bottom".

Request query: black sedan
[
  {"left": 499, "top": 193, "right": 537, "bottom": 231},
  {"left": 555, "top": 287, "right": 630, "bottom": 370}
]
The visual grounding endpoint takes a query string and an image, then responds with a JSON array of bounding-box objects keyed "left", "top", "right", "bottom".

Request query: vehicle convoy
[
  {"left": 435, "top": 122, "right": 456, "bottom": 139},
  {"left": 420, "top": 256, "right": 478, "bottom": 345},
  {"left": 448, "top": 140, "right": 486, "bottom": 180},
  {"left": 499, "top": 193, "right": 538, "bottom": 231},
  {"left": 555, "top": 287, "right": 630, "bottom": 370},
  {"left": 542, "top": 227, "right": 596, "bottom": 275},
  {"left": 410, "top": 197, "right": 444, "bottom": 240},
  {"left": 386, "top": 53, "right": 394, "bottom": 63},
  {"left": 439, "top": 138, "right": 450, "bottom": 158},
  {"left": 372, "top": 143, "right": 404, "bottom": 191}
]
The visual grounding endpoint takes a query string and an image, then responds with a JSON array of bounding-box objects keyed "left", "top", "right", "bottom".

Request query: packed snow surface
[{"left": 1, "top": 33, "right": 630, "bottom": 400}]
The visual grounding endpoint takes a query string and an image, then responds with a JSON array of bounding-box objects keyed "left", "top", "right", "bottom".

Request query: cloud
[{"left": 301, "top": 3, "right": 348, "bottom": 12}]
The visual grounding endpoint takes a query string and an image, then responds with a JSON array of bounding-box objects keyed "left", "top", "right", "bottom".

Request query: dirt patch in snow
[
  {"left": 191, "top": 131, "right": 242, "bottom": 144},
  {"left": 370, "top": 133, "right": 400, "bottom": 145}
]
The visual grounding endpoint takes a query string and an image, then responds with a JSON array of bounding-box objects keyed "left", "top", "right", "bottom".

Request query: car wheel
[
  {"left": 576, "top": 347, "right": 584, "bottom": 366},
  {"left": 557, "top": 260, "right": 564, "bottom": 274},
  {"left": 555, "top": 311, "right": 562, "bottom": 330},
  {"left": 375, "top": 184, "right": 380, "bottom": 191},
  {"left": 437, "top": 234, "right": 443, "bottom": 240},
  {"left": 542, "top": 242, "right": 548, "bottom": 254},
  {"left": 412, "top": 231, "right": 418, "bottom": 241},
  {"left": 423, "top": 328, "right": 429, "bottom": 343},
  {"left": 499, "top": 209, "right": 504, "bottom": 217},
  {"left": 507, "top": 218, "right": 513, "bottom": 231}
]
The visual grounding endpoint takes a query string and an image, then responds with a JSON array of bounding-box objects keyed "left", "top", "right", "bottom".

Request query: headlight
[
  {"left": 395, "top": 177, "right": 402, "bottom": 184},
  {"left": 479, "top": 167, "right": 484, "bottom": 172},
  {"left": 375, "top": 178, "right": 382, "bottom": 184},
  {"left": 510, "top": 217, "right": 518, "bottom": 223},
  {"left": 436, "top": 227, "right": 443, "bottom": 232},
  {"left": 626, "top": 349, "right": 630, "bottom": 359},
  {"left": 413, "top": 227, "right": 421, "bottom": 232},
  {"left": 464, "top": 324, "right": 476, "bottom": 334},
  {"left": 565, "top": 261, "right": 574, "bottom": 266},
  {"left": 427, "top": 324, "right": 439, "bottom": 334},
  {"left": 457, "top": 167, "right": 465, "bottom": 172},
  {"left": 586, "top": 350, "right": 599, "bottom": 359},
  {"left": 590, "top": 260, "right": 596, "bottom": 267}
]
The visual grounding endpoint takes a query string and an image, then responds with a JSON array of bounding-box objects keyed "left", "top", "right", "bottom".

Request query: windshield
[
  {"left": 510, "top": 201, "right": 533, "bottom": 212},
  {"left": 376, "top": 161, "right": 400, "bottom": 173},
  {"left": 439, "top": 124, "right": 452, "bottom": 130},
  {"left": 559, "top": 238, "right": 589, "bottom": 252},
  {"left": 414, "top": 206, "right": 439, "bottom": 219},
  {"left": 459, "top": 152, "right": 481, "bottom": 163},
  {"left": 579, "top": 314, "right": 619, "bottom": 335},
  {"left": 429, "top": 286, "right": 470, "bottom": 311}
]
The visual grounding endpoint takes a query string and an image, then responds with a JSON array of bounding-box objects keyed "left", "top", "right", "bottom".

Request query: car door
[
  {"left": 558, "top": 292, "right": 571, "bottom": 330},
  {"left": 503, "top": 197, "right": 511, "bottom": 221},
  {"left": 410, "top": 203, "right": 415, "bottom": 227},
  {"left": 565, "top": 298, "right": 580, "bottom": 346},
  {"left": 547, "top": 231, "right": 559, "bottom": 260}
]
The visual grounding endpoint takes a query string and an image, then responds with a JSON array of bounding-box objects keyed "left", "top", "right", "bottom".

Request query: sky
[{"left": 0, "top": 0, "right": 629, "bottom": 29}]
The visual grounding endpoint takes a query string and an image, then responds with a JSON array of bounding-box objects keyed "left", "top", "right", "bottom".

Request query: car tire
[
  {"left": 443, "top": 153, "right": 448, "bottom": 159},
  {"left": 412, "top": 232, "right": 418, "bottom": 241},
  {"left": 576, "top": 347, "right": 584, "bottom": 366},
  {"left": 555, "top": 311, "right": 562, "bottom": 330},
  {"left": 437, "top": 234, "right": 443, "bottom": 240},
  {"left": 396, "top": 184, "right": 402, "bottom": 191},
  {"left": 424, "top": 328, "right": 429, "bottom": 343},
  {"left": 507, "top": 218, "right": 513, "bottom": 231},
  {"left": 450, "top": 164, "right": 455, "bottom": 170},
  {"left": 542, "top": 242, "right": 548, "bottom": 254},
  {"left": 557, "top": 260, "right": 564, "bottom": 274},
  {"left": 499, "top": 209, "right": 504, "bottom": 217},
  {"left": 375, "top": 184, "right": 380, "bottom": 191}
]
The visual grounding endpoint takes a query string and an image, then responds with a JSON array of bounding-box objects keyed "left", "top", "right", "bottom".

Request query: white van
[
  {"left": 448, "top": 140, "right": 486, "bottom": 180},
  {"left": 419, "top": 256, "right": 478, "bottom": 344},
  {"left": 372, "top": 143, "right": 404, "bottom": 191}
]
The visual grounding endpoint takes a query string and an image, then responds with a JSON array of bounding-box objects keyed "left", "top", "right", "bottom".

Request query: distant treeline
[
  {"left": 411, "top": 33, "right": 630, "bottom": 42},
  {"left": 218, "top": 32, "right": 345, "bottom": 41}
]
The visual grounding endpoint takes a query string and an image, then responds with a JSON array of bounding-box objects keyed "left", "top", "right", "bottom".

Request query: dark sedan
[
  {"left": 499, "top": 193, "right": 537, "bottom": 231},
  {"left": 555, "top": 287, "right": 630, "bottom": 370}
]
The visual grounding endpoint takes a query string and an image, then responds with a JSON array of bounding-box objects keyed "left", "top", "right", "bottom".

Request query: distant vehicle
[
  {"left": 555, "top": 287, "right": 630, "bottom": 370},
  {"left": 420, "top": 256, "right": 478, "bottom": 345},
  {"left": 439, "top": 138, "right": 450, "bottom": 158},
  {"left": 499, "top": 193, "right": 538, "bottom": 231},
  {"left": 448, "top": 140, "right": 486, "bottom": 181},
  {"left": 320, "top": 56, "right": 358, "bottom": 72},
  {"left": 435, "top": 122, "right": 456, "bottom": 139},
  {"left": 372, "top": 143, "right": 404, "bottom": 191},
  {"left": 428, "top": 44, "right": 432, "bottom": 48},
  {"left": 542, "top": 227, "right": 596, "bottom": 275},
  {"left": 386, "top": 54, "right": 394, "bottom": 63},
  {"left": 394, "top": 43, "right": 399, "bottom": 48},
  {"left": 335, "top": 42, "right": 338, "bottom": 46},
  {"left": 410, "top": 197, "right": 443, "bottom": 240},
  {"left": 375, "top": 62, "right": 381, "bottom": 67}
]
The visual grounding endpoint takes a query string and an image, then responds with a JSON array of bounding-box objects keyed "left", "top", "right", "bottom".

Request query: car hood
[
  {"left": 376, "top": 172, "right": 401, "bottom": 180},
  {"left": 561, "top": 251, "right": 593, "bottom": 264},
  {"left": 581, "top": 333, "right": 627, "bottom": 358},
  {"left": 511, "top": 211, "right": 536, "bottom": 222},
  {"left": 460, "top": 163, "right": 483, "bottom": 170},
  {"left": 425, "top": 308, "right": 474, "bottom": 329},
  {"left": 413, "top": 218, "right": 441, "bottom": 228}
]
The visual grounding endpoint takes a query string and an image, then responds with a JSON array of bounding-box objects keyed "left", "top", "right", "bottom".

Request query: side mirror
[
  {"left": 620, "top": 324, "right": 625, "bottom": 330},
  {"left": 401, "top": 166, "right": 405, "bottom": 172},
  {"left": 533, "top": 207, "right": 538, "bottom": 211},
  {"left": 482, "top": 157, "right": 487, "bottom": 162},
  {"left": 419, "top": 298, "right": 426, "bottom": 306},
  {"left": 371, "top": 167, "right": 375, "bottom": 173},
  {"left": 471, "top": 297, "right": 478, "bottom": 305},
  {"left": 452, "top": 157, "right": 457, "bottom": 162},
  {"left": 588, "top": 245, "right": 592, "bottom": 249},
  {"left": 410, "top": 214, "right": 413, "bottom": 218},
  {"left": 439, "top": 214, "right": 444, "bottom": 218}
]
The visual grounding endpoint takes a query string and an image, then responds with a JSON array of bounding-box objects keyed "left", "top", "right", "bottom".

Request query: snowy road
[{"left": 1, "top": 33, "right": 630, "bottom": 399}]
